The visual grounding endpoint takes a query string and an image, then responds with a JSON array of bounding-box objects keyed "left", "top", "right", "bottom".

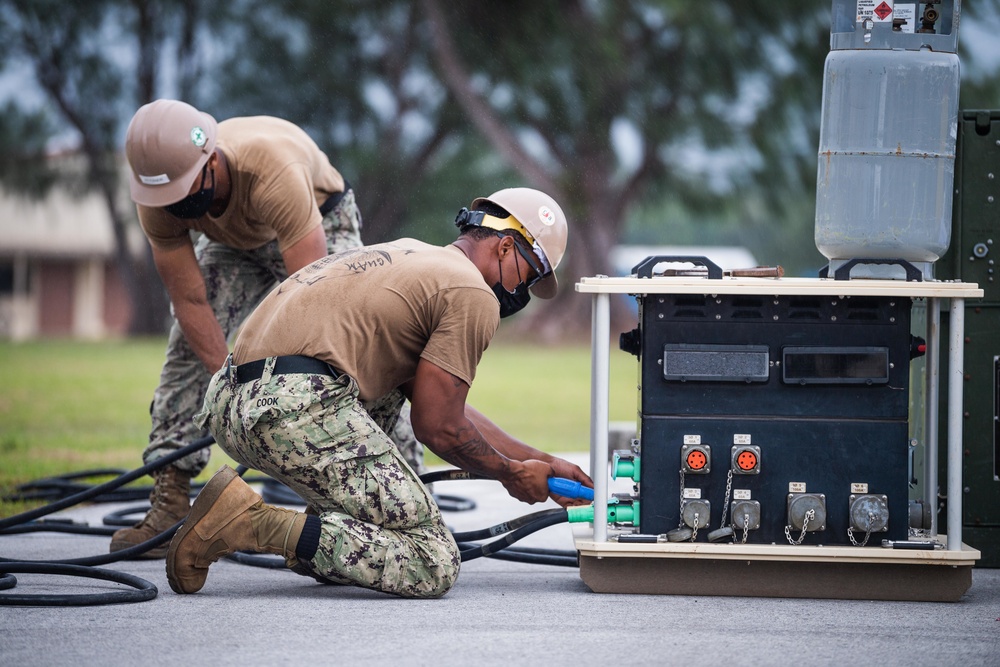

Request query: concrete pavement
[{"left": 1, "top": 456, "right": 998, "bottom": 667}]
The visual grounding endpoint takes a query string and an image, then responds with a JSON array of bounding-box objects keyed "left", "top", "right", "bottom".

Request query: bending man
[{"left": 114, "top": 99, "right": 423, "bottom": 558}]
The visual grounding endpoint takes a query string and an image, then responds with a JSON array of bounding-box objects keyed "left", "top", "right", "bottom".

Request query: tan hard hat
[
  {"left": 471, "top": 188, "right": 568, "bottom": 299},
  {"left": 125, "top": 99, "right": 218, "bottom": 207}
]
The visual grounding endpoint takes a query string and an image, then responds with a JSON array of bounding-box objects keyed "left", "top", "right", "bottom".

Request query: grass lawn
[{"left": 0, "top": 337, "right": 637, "bottom": 517}]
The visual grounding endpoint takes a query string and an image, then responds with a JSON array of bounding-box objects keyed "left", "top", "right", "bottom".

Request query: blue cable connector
[{"left": 547, "top": 477, "right": 595, "bottom": 501}]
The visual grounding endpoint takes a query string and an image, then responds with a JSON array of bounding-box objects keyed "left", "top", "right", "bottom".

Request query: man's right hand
[{"left": 500, "top": 459, "right": 553, "bottom": 504}]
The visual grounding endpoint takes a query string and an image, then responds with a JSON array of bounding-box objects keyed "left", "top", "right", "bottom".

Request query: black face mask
[
  {"left": 164, "top": 166, "right": 215, "bottom": 219},
  {"left": 492, "top": 248, "right": 531, "bottom": 318}
]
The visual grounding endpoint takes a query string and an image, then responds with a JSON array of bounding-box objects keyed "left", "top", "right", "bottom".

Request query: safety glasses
[{"left": 508, "top": 236, "right": 546, "bottom": 287}]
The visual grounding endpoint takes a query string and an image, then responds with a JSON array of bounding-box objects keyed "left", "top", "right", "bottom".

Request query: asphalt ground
[{"left": 1, "top": 454, "right": 999, "bottom": 667}]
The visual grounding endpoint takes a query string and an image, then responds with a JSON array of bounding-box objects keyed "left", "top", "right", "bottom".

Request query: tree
[
  {"left": 0, "top": 0, "right": 208, "bottom": 334},
  {"left": 2, "top": 0, "right": 998, "bottom": 341},
  {"left": 418, "top": 0, "right": 835, "bottom": 336},
  {"left": 205, "top": 0, "right": 498, "bottom": 247},
  {"left": 198, "top": 0, "right": 837, "bottom": 336},
  {"left": 0, "top": 102, "right": 59, "bottom": 198}
]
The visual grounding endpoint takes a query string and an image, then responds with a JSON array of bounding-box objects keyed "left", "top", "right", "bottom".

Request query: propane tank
[{"left": 814, "top": 0, "right": 961, "bottom": 279}]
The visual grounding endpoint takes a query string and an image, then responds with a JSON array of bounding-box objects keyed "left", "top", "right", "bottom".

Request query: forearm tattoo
[{"left": 442, "top": 423, "right": 511, "bottom": 480}]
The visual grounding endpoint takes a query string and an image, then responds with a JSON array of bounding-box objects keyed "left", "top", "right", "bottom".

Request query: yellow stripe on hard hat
[{"left": 477, "top": 214, "right": 536, "bottom": 245}]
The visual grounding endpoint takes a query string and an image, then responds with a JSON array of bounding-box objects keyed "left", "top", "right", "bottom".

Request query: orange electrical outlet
[
  {"left": 735, "top": 449, "right": 759, "bottom": 471},
  {"left": 686, "top": 449, "right": 708, "bottom": 471}
]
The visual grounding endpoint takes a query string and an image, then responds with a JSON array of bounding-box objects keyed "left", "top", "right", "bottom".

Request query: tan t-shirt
[
  {"left": 233, "top": 239, "right": 501, "bottom": 402},
  {"left": 137, "top": 116, "right": 345, "bottom": 251}
]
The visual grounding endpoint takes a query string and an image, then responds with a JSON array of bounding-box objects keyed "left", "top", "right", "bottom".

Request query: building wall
[
  {"left": 0, "top": 153, "right": 144, "bottom": 340},
  {"left": 38, "top": 260, "right": 75, "bottom": 335},
  {"left": 0, "top": 254, "right": 130, "bottom": 340}
]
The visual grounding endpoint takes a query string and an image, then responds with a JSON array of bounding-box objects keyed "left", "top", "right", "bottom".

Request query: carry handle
[
  {"left": 825, "top": 258, "right": 923, "bottom": 282},
  {"left": 632, "top": 255, "right": 724, "bottom": 280}
]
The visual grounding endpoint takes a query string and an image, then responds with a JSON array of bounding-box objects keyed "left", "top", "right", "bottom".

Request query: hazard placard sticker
[{"left": 857, "top": 0, "right": 894, "bottom": 22}]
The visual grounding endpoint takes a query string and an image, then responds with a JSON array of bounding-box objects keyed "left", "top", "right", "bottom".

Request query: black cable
[
  {"left": 459, "top": 509, "right": 569, "bottom": 562},
  {"left": 421, "top": 468, "right": 579, "bottom": 566},
  {"left": 451, "top": 507, "right": 567, "bottom": 542},
  {"left": 456, "top": 543, "right": 578, "bottom": 567},
  {"left": 419, "top": 469, "right": 482, "bottom": 485},
  {"left": 432, "top": 494, "right": 477, "bottom": 512},
  {"left": 260, "top": 478, "right": 306, "bottom": 506},
  {"left": 0, "top": 562, "right": 157, "bottom": 606},
  {"left": 419, "top": 470, "right": 480, "bottom": 510},
  {"left": 0, "top": 521, "right": 117, "bottom": 536},
  {"left": 0, "top": 458, "right": 577, "bottom": 602},
  {"left": 33, "top": 468, "right": 129, "bottom": 481},
  {"left": 0, "top": 435, "right": 215, "bottom": 532},
  {"left": 486, "top": 545, "right": 579, "bottom": 559},
  {"left": 0, "top": 438, "right": 218, "bottom": 605},
  {"left": 5, "top": 484, "right": 155, "bottom": 504},
  {"left": 5, "top": 471, "right": 278, "bottom": 507},
  {"left": 3, "top": 469, "right": 151, "bottom": 504},
  {"left": 0, "top": 518, "right": 182, "bottom": 566},
  {"left": 102, "top": 505, "right": 154, "bottom": 527},
  {"left": 225, "top": 552, "right": 287, "bottom": 569}
]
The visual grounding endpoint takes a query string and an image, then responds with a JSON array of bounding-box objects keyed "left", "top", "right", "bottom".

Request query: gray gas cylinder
[{"left": 815, "top": 2, "right": 961, "bottom": 279}]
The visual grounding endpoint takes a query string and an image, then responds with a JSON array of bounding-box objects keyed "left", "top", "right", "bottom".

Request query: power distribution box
[{"left": 633, "top": 288, "right": 912, "bottom": 544}]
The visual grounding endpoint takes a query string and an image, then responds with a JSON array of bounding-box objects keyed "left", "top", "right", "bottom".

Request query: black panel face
[
  {"left": 638, "top": 417, "right": 910, "bottom": 544},
  {"left": 639, "top": 294, "right": 912, "bottom": 419}
]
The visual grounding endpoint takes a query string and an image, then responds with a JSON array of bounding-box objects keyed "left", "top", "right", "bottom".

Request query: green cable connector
[
  {"left": 567, "top": 505, "right": 594, "bottom": 523},
  {"left": 612, "top": 453, "right": 641, "bottom": 482},
  {"left": 567, "top": 501, "right": 639, "bottom": 525}
]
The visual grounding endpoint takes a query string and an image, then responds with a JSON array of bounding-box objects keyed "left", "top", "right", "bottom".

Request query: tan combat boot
[
  {"left": 110, "top": 465, "right": 193, "bottom": 558},
  {"left": 166, "top": 465, "right": 306, "bottom": 594}
]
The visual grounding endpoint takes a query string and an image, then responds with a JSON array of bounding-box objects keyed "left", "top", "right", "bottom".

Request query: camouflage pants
[
  {"left": 142, "top": 190, "right": 425, "bottom": 476},
  {"left": 196, "top": 358, "right": 460, "bottom": 598}
]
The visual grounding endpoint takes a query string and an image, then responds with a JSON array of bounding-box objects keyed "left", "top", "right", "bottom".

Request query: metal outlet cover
[
  {"left": 681, "top": 499, "right": 711, "bottom": 530},
  {"left": 849, "top": 493, "right": 889, "bottom": 532},
  {"left": 787, "top": 493, "right": 827, "bottom": 531},
  {"left": 731, "top": 499, "right": 762, "bottom": 530}
]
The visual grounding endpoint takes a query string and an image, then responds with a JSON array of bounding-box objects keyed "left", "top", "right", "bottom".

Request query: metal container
[{"left": 815, "top": 1, "right": 961, "bottom": 279}]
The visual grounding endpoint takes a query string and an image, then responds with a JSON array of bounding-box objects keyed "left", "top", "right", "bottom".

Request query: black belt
[
  {"left": 318, "top": 181, "right": 352, "bottom": 216},
  {"left": 233, "top": 355, "right": 338, "bottom": 384}
]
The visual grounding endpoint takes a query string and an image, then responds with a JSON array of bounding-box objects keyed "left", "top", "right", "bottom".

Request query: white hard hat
[
  {"left": 125, "top": 99, "right": 218, "bottom": 207},
  {"left": 470, "top": 188, "right": 568, "bottom": 299}
]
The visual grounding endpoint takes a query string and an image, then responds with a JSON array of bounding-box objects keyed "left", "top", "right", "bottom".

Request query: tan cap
[
  {"left": 125, "top": 99, "right": 218, "bottom": 207},
  {"left": 471, "top": 188, "right": 568, "bottom": 299}
]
